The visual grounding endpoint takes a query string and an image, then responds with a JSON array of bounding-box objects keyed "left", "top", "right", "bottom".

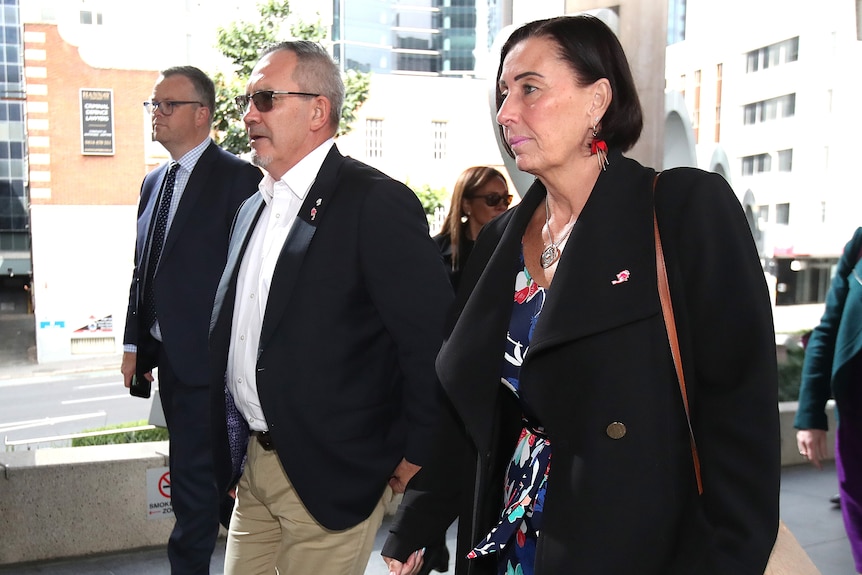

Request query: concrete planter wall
[{"left": 0, "top": 402, "right": 838, "bottom": 566}]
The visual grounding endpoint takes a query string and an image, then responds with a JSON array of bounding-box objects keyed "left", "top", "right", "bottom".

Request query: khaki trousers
[{"left": 224, "top": 438, "right": 391, "bottom": 575}]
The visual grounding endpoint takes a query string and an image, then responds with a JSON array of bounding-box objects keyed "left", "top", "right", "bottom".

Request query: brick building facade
[{"left": 24, "top": 23, "right": 161, "bottom": 361}]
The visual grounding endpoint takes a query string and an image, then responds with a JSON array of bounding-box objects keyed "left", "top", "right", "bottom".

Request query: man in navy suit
[
  {"left": 122, "top": 66, "right": 261, "bottom": 574},
  {"left": 208, "top": 42, "right": 452, "bottom": 575}
]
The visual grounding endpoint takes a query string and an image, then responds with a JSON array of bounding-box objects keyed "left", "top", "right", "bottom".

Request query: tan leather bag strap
[{"left": 653, "top": 173, "right": 704, "bottom": 494}]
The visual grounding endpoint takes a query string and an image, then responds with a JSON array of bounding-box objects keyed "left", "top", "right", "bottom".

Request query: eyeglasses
[
  {"left": 234, "top": 90, "right": 320, "bottom": 113},
  {"left": 143, "top": 100, "right": 202, "bottom": 115},
  {"left": 470, "top": 193, "right": 513, "bottom": 207}
]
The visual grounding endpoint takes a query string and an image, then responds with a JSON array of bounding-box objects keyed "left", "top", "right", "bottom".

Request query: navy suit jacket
[
  {"left": 124, "top": 141, "right": 261, "bottom": 387},
  {"left": 209, "top": 144, "right": 453, "bottom": 531}
]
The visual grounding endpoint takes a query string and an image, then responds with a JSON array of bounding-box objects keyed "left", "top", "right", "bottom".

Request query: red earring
[{"left": 590, "top": 120, "right": 609, "bottom": 171}]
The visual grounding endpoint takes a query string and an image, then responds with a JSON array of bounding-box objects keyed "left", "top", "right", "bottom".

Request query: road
[{"left": 0, "top": 371, "right": 155, "bottom": 450}]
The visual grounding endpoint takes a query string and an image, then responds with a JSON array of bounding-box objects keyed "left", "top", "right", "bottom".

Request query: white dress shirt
[{"left": 227, "top": 139, "right": 334, "bottom": 431}]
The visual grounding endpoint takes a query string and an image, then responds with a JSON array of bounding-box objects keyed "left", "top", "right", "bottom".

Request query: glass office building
[
  {"left": 0, "top": 0, "right": 28, "bottom": 296},
  {"left": 332, "top": 0, "right": 500, "bottom": 76}
]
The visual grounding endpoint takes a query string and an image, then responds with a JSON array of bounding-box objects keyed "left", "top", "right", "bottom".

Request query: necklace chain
[{"left": 540, "top": 197, "right": 575, "bottom": 269}]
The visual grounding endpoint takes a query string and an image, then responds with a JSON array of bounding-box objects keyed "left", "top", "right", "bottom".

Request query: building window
[
  {"left": 80, "top": 10, "right": 103, "bottom": 25},
  {"left": 743, "top": 93, "right": 796, "bottom": 125},
  {"left": 775, "top": 257, "right": 836, "bottom": 306},
  {"left": 714, "top": 63, "right": 722, "bottom": 142},
  {"left": 432, "top": 120, "right": 447, "bottom": 160},
  {"left": 366, "top": 119, "right": 383, "bottom": 159},
  {"left": 781, "top": 93, "right": 796, "bottom": 116},
  {"left": 775, "top": 202, "right": 790, "bottom": 225},
  {"left": 667, "top": 0, "right": 686, "bottom": 45},
  {"left": 745, "top": 36, "right": 799, "bottom": 73},
  {"left": 743, "top": 103, "right": 756, "bottom": 125},
  {"left": 777, "top": 149, "right": 793, "bottom": 172},
  {"left": 742, "top": 153, "right": 772, "bottom": 175},
  {"left": 746, "top": 51, "right": 758, "bottom": 73},
  {"left": 758, "top": 205, "right": 769, "bottom": 224},
  {"left": 692, "top": 69, "right": 701, "bottom": 143}
]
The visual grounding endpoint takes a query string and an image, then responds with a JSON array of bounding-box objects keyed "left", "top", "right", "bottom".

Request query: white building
[
  {"left": 665, "top": 0, "right": 862, "bottom": 329},
  {"left": 23, "top": 0, "right": 849, "bottom": 361}
]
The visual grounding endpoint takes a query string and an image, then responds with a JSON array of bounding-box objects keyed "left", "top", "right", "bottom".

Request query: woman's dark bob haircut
[{"left": 496, "top": 14, "right": 644, "bottom": 155}]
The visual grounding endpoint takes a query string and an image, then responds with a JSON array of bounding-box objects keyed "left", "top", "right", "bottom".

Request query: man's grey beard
[{"left": 251, "top": 151, "right": 271, "bottom": 170}]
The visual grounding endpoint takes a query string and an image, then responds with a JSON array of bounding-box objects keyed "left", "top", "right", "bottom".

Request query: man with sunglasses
[
  {"left": 208, "top": 42, "right": 452, "bottom": 575},
  {"left": 122, "top": 66, "right": 262, "bottom": 575}
]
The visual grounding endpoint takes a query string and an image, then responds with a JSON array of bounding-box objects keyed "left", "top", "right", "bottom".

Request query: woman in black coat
[
  {"left": 383, "top": 14, "right": 779, "bottom": 575},
  {"left": 434, "top": 166, "right": 512, "bottom": 290}
]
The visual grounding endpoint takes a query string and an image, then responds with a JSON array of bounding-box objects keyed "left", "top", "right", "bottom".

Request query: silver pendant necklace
[{"left": 540, "top": 197, "right": 575, "bottom": 269}]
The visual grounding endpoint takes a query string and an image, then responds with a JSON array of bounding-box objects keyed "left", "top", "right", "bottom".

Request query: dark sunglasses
[
  {"left": 470, "top": 193, "right": 513, "bottom": 207},
  {"left": 234, "top": 90, "right": 320, "bottom": 114}
]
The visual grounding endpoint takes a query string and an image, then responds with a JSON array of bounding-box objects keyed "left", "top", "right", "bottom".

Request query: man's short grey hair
[{"left": 261, "top": 41, "right": 345, "bottom": 132}]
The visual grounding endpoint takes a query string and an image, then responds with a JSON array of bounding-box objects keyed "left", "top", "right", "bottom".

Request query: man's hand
[
  {"left": 388, "top": 458, "right": 421, "bottom": 494},
  {"left": 121, "top": 351, "right": 152, "bottom": 388},
  {"left": 383, "top": 549, "right": 424, "bottom": 575},
  {"left": 121, "top": 351, "right": 137, "bottom": 388},
  {"left": 797, "top": 429, "right": 828, "bottom": 470}
]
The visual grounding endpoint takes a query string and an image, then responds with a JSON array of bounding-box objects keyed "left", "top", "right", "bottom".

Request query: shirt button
[
  {"left": 237, "top": 377, "right": 243, "bottom": 384},
  {"left": 275, "top": 213, "right": 281, "bottom": 219},
  {"left": 240, "top": 334, "right": 245, "bottom": 341},
  {"left": 250, "top": 293, "right": 255, "bottom": 299}
]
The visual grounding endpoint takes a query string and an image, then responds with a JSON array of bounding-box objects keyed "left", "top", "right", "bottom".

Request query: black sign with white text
[{"left": 80, "top": 88, "right": 114, "bottom": 155}]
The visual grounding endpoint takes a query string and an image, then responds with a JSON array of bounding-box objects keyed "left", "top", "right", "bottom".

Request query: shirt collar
[
  {"left": 258, "top": 139, "right": 335, "bottom": 206},
  {"left": 173, "top": 137, "right": 211, "bottom": 174}
]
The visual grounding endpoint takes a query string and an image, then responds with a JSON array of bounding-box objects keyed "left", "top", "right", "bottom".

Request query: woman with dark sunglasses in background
[
  {"left": 417, "top": 165, "right": 512, "bottom": 575},
  {"left": 434, "top": 166, "right": 512, "bottom": 290}
]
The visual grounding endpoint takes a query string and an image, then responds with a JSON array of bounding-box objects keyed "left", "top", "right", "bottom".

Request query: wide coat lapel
[
  {"left": 439, "top": 152, "right": 659, "bottom": 454},
  {"left": 258, "top": 145, "right": 345, "bottom": 350},
  {"left": 210, "top": 193, "right": 265, "bottom": 335},
  {"left": 438, "top": 183, "right": 540, "bottom": 453},
  {"left": 136, "top": 164, "right": 168, "bottom": 266},
  {"left": 528, "top": 156, "right": 658, "bottom": 355},
  {"left": 159, "top": 142, "right": 217, "bottom": 264}
]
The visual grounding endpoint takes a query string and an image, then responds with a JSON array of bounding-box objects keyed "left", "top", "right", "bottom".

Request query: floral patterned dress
[{"left": 467, "top": 252, "right": 552, "bottom": 575}]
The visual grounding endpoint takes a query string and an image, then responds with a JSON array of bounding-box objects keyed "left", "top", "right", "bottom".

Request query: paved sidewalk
[{"left": 780, "top": 462, "right": 854, "bottom": 574}]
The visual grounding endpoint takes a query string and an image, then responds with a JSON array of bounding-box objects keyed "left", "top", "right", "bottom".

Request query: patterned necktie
[
  {"left": 224, "top": 382, "right": 249, "bottom": 481},
  {"left": 141, "top": 162, "right": 179, "bottom": 331}
]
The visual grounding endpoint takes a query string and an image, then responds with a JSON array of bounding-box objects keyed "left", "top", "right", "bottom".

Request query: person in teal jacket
[{"left": 796, "top": 226, "right": 862, "bottom": 574}]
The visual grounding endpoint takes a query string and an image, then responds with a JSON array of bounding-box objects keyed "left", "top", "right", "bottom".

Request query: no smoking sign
[{"left": 146, "top": 466, "right": 174, "bottom": 519}]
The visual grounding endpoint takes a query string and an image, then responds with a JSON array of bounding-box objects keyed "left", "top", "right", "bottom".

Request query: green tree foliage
[
  {"left": 777, "top": 332, "right": 808, "bottom": 402},
  {"left": 212, "top": 0, "right": 370, "bottom": 154},
  {"left": 408, "top": 182, "right": 447, "bottom": 225}
]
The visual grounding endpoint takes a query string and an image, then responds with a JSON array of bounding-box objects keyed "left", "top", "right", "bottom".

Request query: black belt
[{"left": 250, "top": 430, "right": 275, "bottom": 451}]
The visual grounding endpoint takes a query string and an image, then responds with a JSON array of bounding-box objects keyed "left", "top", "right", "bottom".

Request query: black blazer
[
  {"left": 385, "top": 152, "right": 780, "bottom": 575},
  {"left": 124, "top": 141, "right": 261, "bottom": 386},
  {"left": 209, "top": 144, "right": 453, "bottom": 531}
]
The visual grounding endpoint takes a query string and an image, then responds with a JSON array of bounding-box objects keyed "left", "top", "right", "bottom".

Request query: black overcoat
[{"left": 385, "top": 152, "right": 780, "bottom": 575}]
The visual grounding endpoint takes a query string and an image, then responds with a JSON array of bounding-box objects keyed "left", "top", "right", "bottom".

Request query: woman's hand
[
  {"left": 383, "top": 549, "right": 424, "bottom": 575},
  {"left": 796, "top": 429, "right": 828, "bottom": 470},
  {"left": 389, "top": 458, "right": 421, "bottom": 494}
]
